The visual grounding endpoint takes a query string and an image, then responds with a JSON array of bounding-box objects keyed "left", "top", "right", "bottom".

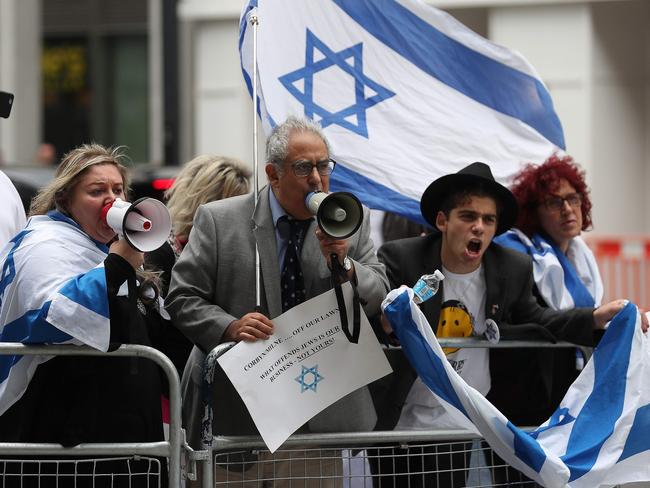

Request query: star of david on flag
[
  {"left": 279, "top": 29, "right": 395, "bottom": 138},
  {"left": 240, "top": 0, "right": 565, "bottom": 224}
]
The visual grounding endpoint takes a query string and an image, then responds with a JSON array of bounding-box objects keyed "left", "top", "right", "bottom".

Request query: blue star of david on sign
[
  {"left": 279, "top": 29, "right": 395, "bottom": 138},
  {"left": 295, "top": 364, "right": 324, "bottom": 393}
]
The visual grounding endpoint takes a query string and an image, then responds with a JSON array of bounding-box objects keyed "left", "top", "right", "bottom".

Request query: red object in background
[
  {"left": 152, "top": 178, "right": 175, "bottom": 191},
  {"left": 595, "top": 241, "right": 621, "bottom": 257},
  {"left": 585, "top": 235, "right": 650, "bottom": 310}
]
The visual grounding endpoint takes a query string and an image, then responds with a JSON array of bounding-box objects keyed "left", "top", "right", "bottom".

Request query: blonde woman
[
  {"left": 0, "top": 144, "right": 173, "bottom": 483},
  {"left": 146, "top": 155, "right": 251, "bottom": 296}
]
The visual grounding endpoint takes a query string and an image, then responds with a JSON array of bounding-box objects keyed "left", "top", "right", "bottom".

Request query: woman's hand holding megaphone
[{"left": 109, "top": 238, "right": 144, "bottom": 270}]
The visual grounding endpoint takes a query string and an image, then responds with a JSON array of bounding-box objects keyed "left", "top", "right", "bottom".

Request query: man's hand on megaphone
[
  {"left": 224, "top": 312, "right": 274, "bottom": 342},
  {"left": 109, "top": 239, "right": 144, "bottom": 270},
  {"left": 315, "top": 227, "right": 354, "bottom": 278}
]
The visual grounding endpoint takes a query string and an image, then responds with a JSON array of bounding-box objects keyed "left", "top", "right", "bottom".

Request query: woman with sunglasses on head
[
  {"left": 146, "top": 154, "right": 251, "bottom": 298},
  {"left": 144, "top": 155, "right": 251, "bottom": 381}
]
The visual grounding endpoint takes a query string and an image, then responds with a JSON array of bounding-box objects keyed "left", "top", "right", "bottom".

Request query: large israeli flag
[
  {"left": 382, "top": 287, "right": 650, "bottom": 488},
  {"left": 0, "top": 212, "right": 111, "bottom": 415},
  {"left": 240, "top": 0, "right": 564, "bottom": 223}
]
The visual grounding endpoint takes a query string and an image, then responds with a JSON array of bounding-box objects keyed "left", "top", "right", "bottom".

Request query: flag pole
[{"left": 249, "top": 10, "right": 262, "bottom": 310}]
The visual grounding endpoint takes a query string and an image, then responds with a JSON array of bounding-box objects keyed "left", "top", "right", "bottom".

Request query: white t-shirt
[
  {"left": 396, "top": 264, "right": 490, "bottom": 430},
  {"left": 0, "top": 171, "right": 26, "bottom": 247}
]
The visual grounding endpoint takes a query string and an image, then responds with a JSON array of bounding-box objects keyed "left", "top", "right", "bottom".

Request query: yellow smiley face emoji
[{"left": 437, "top": 300, "right": 473, "bottom": 354}]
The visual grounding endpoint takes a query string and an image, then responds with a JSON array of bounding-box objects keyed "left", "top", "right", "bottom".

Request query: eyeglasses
[
  {"left": 542, "top": 193, "right": 582, "bottom": 212},
  {"left": 290, "top": 159, "right": 336, "bottom": 177}
]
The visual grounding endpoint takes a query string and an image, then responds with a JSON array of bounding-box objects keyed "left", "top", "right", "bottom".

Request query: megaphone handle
[
  {"left": 330, "top": 253, "right": 361, "bottom": 344},
  {"left": 330, "top": 252, "right": 342, "bottom": 275}
]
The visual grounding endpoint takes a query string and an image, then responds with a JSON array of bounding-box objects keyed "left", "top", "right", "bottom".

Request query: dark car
[{"left": 4, "top": 164, "right": 178, "bottom": 213}]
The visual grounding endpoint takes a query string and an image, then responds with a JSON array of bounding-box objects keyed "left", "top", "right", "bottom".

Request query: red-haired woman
[
  {"left": 494, "top": 154, "right": 603, "bottom": 310},
  {"left": 489, "top": 155, "right": 604, "bottom": 486},
  {"left": 491, "top": 155, "right": 604, "bottom": 418}
]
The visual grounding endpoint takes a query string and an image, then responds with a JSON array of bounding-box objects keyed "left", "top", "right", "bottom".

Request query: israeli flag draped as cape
[
  {"left": 495, "top": 230, "right": 604, "bottom": 310},
  {"left": 382, "top": 287, "right": 650, "bottom": 488},
  {"left": 0, "top": 212, "right": 110, "bottom": 415},
  {"left": 240, "top": 0, "right": 564, "bottom": 223}
]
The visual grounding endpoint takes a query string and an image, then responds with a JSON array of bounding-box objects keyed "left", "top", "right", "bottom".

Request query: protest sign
[{"left": 218, "top": 282, "right": 392, "bottom": 452}]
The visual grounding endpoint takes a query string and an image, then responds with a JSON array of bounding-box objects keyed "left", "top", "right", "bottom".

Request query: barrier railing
[
  {"left": 209, "top": 430, "right": 502, "bottom": 487},
  {"left": 0, "top": 343, "right": 184, "bottom": 486},
  {"left": 0, "top": 338, "right": 599, "bottom": 486},
  {"left": 196, "top": 338, "right": 589, "bottom": 488}
]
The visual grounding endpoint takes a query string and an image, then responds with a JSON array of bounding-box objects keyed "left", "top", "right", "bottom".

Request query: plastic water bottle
[{"left": 413, "top": 270, "right": 444, "bottom": 304}]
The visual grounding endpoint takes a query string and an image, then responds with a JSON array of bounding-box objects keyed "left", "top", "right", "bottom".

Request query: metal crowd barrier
[
  {"left": 206, "top": 430, "right": 543, "bottom": 487},
  {"left": 0, "top": 339, "right": 598, "bottom": 486},
  {"left": 195, "top": 339, "right": 591, "bottom": 488},
  {"left": 0, "top": 343, "right": 185, "bottom": 487}
]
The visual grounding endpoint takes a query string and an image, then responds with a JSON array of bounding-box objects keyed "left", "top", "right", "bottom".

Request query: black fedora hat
[{"left": 420, "top": 162, "right": 518, "bottom": 235}]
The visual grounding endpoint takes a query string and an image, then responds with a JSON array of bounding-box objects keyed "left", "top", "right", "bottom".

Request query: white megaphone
[
  {"left": 305, "top": 191, "right": 363, "bottom": 239},
  {"left": 101, "top": 197, "right": 172, "bottom": 252}
]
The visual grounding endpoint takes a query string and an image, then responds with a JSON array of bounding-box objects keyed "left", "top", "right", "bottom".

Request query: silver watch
[{"left": 342, "top": 256, "right": 353, "bottom": 272}]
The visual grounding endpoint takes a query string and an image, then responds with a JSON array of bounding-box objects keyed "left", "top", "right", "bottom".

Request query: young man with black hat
[{"left": 370, "top": 162, "right": 643, "bottom": 488}]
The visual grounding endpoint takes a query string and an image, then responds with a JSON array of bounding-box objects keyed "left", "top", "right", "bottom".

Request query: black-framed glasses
[
  {"left": 291, "top": 159, "right": 336, "bottom": 177},
  {"left": 542, "top": 192, "right": 582, "bottom": 212}
]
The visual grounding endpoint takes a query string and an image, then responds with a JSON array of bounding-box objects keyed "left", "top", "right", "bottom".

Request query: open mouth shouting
[{"left": 466, "top": 239, "right": 483, "bottom": 258}]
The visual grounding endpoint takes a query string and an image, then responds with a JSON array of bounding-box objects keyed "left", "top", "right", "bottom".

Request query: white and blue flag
[
  {"left": 382, "top": 287, "right": 650, "bottom": 487},
  {"left": 240, "top": 0, "right": 564, "bottom": 224},
  {"left": 495, "top": 230, "right": 604, "bottom": 311},
  {"left": 0, "top": 212, "right": 111, "bottom": 415}
]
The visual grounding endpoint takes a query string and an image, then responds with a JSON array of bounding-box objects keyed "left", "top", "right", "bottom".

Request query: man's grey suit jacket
[{"left": 167, "top": 186, "right": 389, "bottom": 437}]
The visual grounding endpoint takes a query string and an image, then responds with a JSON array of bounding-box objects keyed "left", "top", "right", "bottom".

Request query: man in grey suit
[{"left": 166, "top": 116, "right": 388, "bottom": 485}]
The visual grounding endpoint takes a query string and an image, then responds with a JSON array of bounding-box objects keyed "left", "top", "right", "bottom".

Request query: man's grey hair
[{"left": 265, "top": 116, "right": 331, "bottom": 171}]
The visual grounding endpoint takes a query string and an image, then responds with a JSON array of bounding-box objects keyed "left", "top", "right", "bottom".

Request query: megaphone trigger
[{"left": 102, "top": 197, "right": 172, "bottom": 252}]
